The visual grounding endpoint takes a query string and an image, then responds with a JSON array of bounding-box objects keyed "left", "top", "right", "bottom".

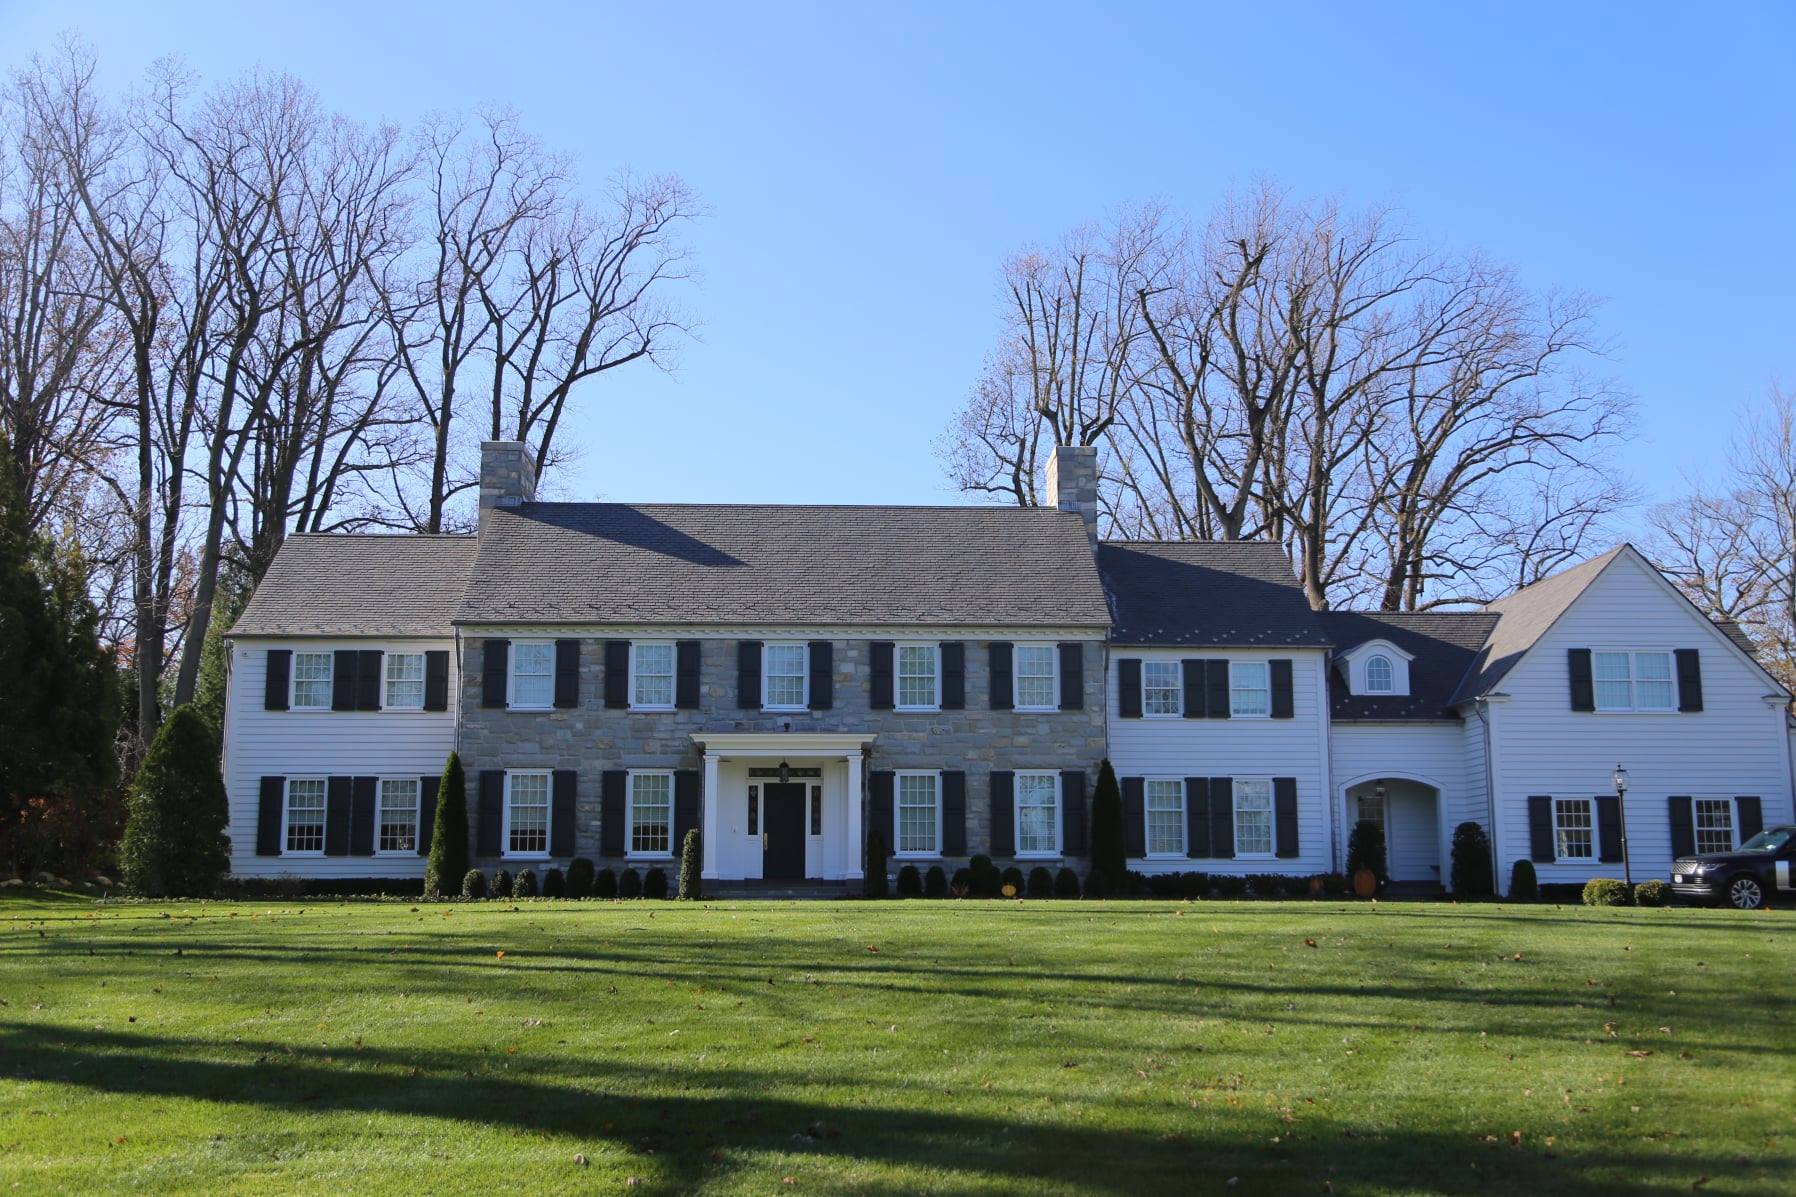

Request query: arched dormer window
[{"left": 1365, "top": 654, "right": 1394, "bottom": 694}]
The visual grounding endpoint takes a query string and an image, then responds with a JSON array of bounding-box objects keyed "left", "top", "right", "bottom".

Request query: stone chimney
[
  {"left": 1045, "top": 443, "right": 1099, "bottom": 545},
  {"left": 479, "top": 440, "right": 536, "bottom": 523}
]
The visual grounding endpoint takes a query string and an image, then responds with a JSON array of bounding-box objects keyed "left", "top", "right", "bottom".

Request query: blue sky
[{"left": 6, "top": 1, "right": 1793, "bottom": 519}]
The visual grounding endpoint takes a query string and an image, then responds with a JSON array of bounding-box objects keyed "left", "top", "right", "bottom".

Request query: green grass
[{"left": 1, "top": 894, "right": 1792, "bottom": 1195}]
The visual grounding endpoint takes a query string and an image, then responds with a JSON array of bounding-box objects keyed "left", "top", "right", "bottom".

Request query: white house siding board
[
  {"left": 1328, "top": 720, "right": 1470, "bottom": 878},
  {"left": 223, "top": 638, "right": 459, "bottom": 878},
  {"left": 1107, "top": 647, "right": 1331, "bottom": 875},
  {"left": 1489, "top": 551, "right": 1795, "bottom": 886}
]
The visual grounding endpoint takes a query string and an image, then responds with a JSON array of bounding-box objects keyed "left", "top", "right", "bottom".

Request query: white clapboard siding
[
  {"left": 1329, "top": 720, "right": 1474, "bottom": 877},
  {"left": 223, "top": 638, "right": 459, "bottom": 878}
]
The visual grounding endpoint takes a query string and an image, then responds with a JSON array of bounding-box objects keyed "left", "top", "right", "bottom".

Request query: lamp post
[{"left": 1612, "top": 764, "right": 1631, "bottom": 888}]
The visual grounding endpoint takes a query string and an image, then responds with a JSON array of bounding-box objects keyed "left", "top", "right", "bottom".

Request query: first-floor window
[
  {"left": 384, "top": 652, "right": 425, "bottom": 709},
  {"left": 1355, "top": 793, "right": 1385, "bottom": 830},
  {"left": 1695, "top": 799, "right": 1734, "bottom": 854},
  {"left": 292, "top": 652, "right": 332, "bottom": 709},
  {"left": 630, "top": 772, "right": 673, "bottom": 855},
  {"left": 896, "top": 772, "right": 940, "bottom": 855},
  {"left": 1016, "top": 771, "right": 1060, "bottom": 855},
  {"left": 1230, "top": 662, "right": 1270, "bottom": 717},
  {"left": 506, "top": 771, "right": 550, "bottom": 856},
  {"left": 379, "top": 777, "right": 420, "bottom": 852},
  {"left": 1143, "top": 661, "right": 1181, "bottom": 716},
  {"left": 764, "top": 644, "right": 808, "bottom": 708},
  {"left": 1146, "top": 779, "right": 1185, "bottom": 855},
  {"left": 285, "top": 778, "right": 326, "bottom": 853},
  {"left": 1014, "top": 645, "right": 1058, "bottom": 710},
  {"left": 1234, "top": 778, "right": 1273, "bottom": 855},
  {"left": 632, "top": 642, "right": 675, "bottom": 708},
  {"left": 1554, "top": 797, "right": 1593, "bottom": 860}
]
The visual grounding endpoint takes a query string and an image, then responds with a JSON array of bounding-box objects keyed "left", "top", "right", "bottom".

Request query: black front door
[{"left": 762, "top": 783, "right": 807, "bottom": 881}]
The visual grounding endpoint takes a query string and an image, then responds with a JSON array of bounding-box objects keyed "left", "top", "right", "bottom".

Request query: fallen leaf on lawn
[
  {"left": 866, "top": 945, "right": 879, "bottom": 953},
  {"left": 574, "top": 1153, "right": 588, "bottom": 1166},
  {"left": 1509, "top": 1130, "right": 1522, "bottom": 1147},
  {"left": 1626, "top": 1050, "right": 1654, "bottom": 1058},
  {"left": 495, "top": 950, "right": 505, "bottom": 959},
  {"left": 782, "top": 1177, "right": 796, "bottom": 1185},
  {"left": 114, "top": 1136, "right": 126, "bottom": 1145},
  {"left": 1304, "top": 939, "right": 1318, "bottom": 948}
]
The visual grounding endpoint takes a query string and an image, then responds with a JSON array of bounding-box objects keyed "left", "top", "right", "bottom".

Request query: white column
[
  {"left": 702, "top": 751, "right": 721, "bottom": 880},
  {"left": 843, "top": 752, "right": 864, "bottom": 880}
]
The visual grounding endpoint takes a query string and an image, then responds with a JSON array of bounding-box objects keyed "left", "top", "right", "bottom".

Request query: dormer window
[
  {"left": 1365, "top": 654, "right": 1394, "bottom": 694},
  {"left": 1341, "top": 640, "right": 1412, "bottom": 697}
]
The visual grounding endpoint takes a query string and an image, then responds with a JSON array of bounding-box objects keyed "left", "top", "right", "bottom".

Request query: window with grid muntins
[
  {"left": 810, "top": 786, "right": 823, "bottom": 835},
  {"left": 379, "top": 778, "right": 419, "bottom": 852},
  {"left": 1695, "top": 799, "right": 1734, "bottom": 854},
  {"left": 897, "top": 645, "right": 938, "bottom": 708},
  {"left": 897, "top": 774, "right": 938, "bottom": 854},
  {"left": 292, "top": 653, "right": 332, "bottom": 709},
  {"left": 1143, "top": 661, "right": 1181, "bottom": 715},
  {"left": 1593, "top": 651, "right": 1674, "bottom": 711},
  {"left": 1365, "top": 655, "right": 1393, "bottom": 693},
  {"left": 1230, "top": 662, "right": 1270, "bottom": 717},
  {"left": 1554, "top": 797, "right": 1593, "bottom": 859},
  {"left": 633, "top": 643, "right": 675, "bottom": 707},
  {"left": 631, "top": 773, "right": 672, "bottom": 854},
  {"left": 286, "top": 779, "right": 326, "bottom": 852},
  {"left": 1016, "top": 772, "right": 1059, "bottom": 855},
  {"left": 1234, "top": 778, "right": 1273, "bottom": 855},
  {"left": 511, "top": 643, "right": 554, "bottom": 707},
  {"left": 508, "top": 773, "right": 550, "bottom": 854},
  {"left": 764, "top": 645, "right": 807, "bottom": 708},
  {"left": 1014, "top": 645, "right": 1057, "bottom": 709},
  {"left": 1356, "top": 794, "right": 1385, "bottom": 829},
  {"left": 1146, "top": 779, "right": 1185, "bottom": 855},
  {"left": 384, "top": 653, "right": 424, "bottom": 709}
]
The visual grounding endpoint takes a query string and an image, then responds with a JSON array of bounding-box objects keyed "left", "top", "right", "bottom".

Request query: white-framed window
[
  {"left": 1143, "top": 660, "right": 1181, "bottom": 716},
  {"left": 377, "top": 777, "right": 420, "bottom": 853},
  {"left": 631, "top": 641, "right": 676, "bottom": 709},
  {"left": 1364, "top": 655, "right": 1393, "bottom": 694},
  {"left": 1015, "top": 771, "right": 1060, "bottom": 856},
  {"left": 284, "top": 777, "right": 327, "bottom": 854},
  {"left": 291, "top": 652, "right": 332, "bottom": 710},
  {"left": 383, "top": 652, "right": 424, "bottom": 710},
  {"left": 629, "top": 771, "right": 674, "bottom": 857},
  {"left": 1355, "top": 793, "right": 1385, "bottom": 831},
  {"left": 763, "top": 643, "right": 808, "bottom": 710},
  {"left": 895, "top": 771, "right": 941, "bottom": 856},
  {"left": 504, "top": 770, "right": 551, "bottom": 857},
  {"left": 1695, "top": 798, "right": 1735, "bottom": 855},
  {"left": 896, "top": 644, "right": 940, "bottom": 710},
  {"left": 509, "top": 641, "right": 555, "bottom": 709},
  {"left": 1014, "top": 644, "right": 1059, "bottom": 710},
  {"left": 1230, "top": 661, "right": 1270, "bottom": 718},
  {"left": 1146, "top": 778, "right": 1185, "bottom": 856},
  {"left": 1592, "top": 650, "right": 1675, "bottom": 712},
  {"left": 1553, "top": 797, "right": 1594, "bottom": 860},
  {"left": 1234, "top": 778, "right": 1274, "bottom": 856}
]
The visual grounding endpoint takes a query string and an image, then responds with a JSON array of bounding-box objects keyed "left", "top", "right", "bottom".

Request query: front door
[{"left": 762, "top": 783, "right": 807, "bottom": 881}]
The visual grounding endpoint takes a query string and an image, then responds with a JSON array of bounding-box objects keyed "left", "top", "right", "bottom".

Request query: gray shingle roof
[
  {"left": 233, "top": 534, "right": 478, "bottom": 637},
  {"left": 1446, "top": 546, "right": 1624, "bottom": 706},
  {"left": 1321, "top": 610, "right": 1500, "bottom": 721},
  {"left": 1098, "top": 541, "right": 1331, "bottom": 647},
  {"left": 455, "top": 502, "right": 1111, "bottom": 626}
]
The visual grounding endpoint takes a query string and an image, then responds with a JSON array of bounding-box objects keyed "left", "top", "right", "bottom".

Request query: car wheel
[{"left": 1727, "top": 875, "right": 1765, "bottom": 910}]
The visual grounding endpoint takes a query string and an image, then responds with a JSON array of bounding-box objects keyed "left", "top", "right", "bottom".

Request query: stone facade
[
  {"left": 478, "top": 440, "right": 536, "bottom": 514},
  {"left": 454, "top": 634, "right": 1108, "bottom": 872}
]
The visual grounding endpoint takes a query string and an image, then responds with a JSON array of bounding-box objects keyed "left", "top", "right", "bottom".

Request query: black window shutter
[
  {"left": 808, "top": 641, "right": 833, "bottom": 710},
  {"left": 990, "top": 771, "right": 1016, "bottom": 855},
  {"left": 737, "top": 641, "right": 762, "bottom": 709},
  {"left": 988, "top": 642, "right": 1013, "bottom": 710},
  {"left": 942, "top": 771, "right": 967, "bottom": 855},
  {"left": 357, "top": 649, "right": 383, "bottom": 710},
  {"left": 332, "top": 650, "right": 359, "bottom": 711},
  {"left": 424, "top": 650, "right": 450, "bottom": 711},
  {"left": 1668, "top": 796, "right": 1696, "bottom": 858},
  {"left": 870, "top": 771, "right": 895, "bottom": 849},
  {"left": 1205, "top": 659, "right": 1230, "bottom": 720},
  {"left": 1527, "top": 796, "right": 1555, "bottom": 862},
  {"left": 941, "top": 642, "right": 965, "bottom": 709},
  {"left": 1676, "top": 649, "right": 1703, "bottom": 712},
  {"left": 674, "top": 770, "right": 701, "bottom": 848},
  {"left": 1270, "top": 660, "right": 1294, "bottom": 719},
  {"left": 554, "top": 640, "right": 581, "bottom": 709},
  {"left": 264, "top": 650, "right": 290, "bottom": 711},
  {"left": 325, "top": 776, "right": 353, "bottom": 855},
  {"left": 1058, "top": 643, "right": 1083, "bottom": 710},
  {"left": 256, "top": 778, "right": 284, "bottom": 855},
  {"left": 676, "top": 641, "right": 702, "bottom": 709},
  {"left": 1182, "top": 660, "right": 1205, "bottom": 718},
  {"left": 603, "top": 641, "right": 629, "bottom": 708},
  {"left": 869, "top": 642, "right": 895, "bottom": 709},
  {"left": 1208, "top": 777, "right": 1234, "bottom": 858},
  {"left": 551, "top": 770, "right": 577, "bottom": 856},
  {"left": 350, "top": 776, "right": 378, "bottom": 855},
  {"left": 1121, "top": 776, "right": 1146, "bottom": 857},
  {"left": 1185, "top": 777, "right": 1210, "bottom": 857},
  {"left": 1736, "top": 795, "right": 1763, "bottom": 841},
  {"left": 1595, "top": 795, "right": 1622, "bottom": 863},
  {"left": 478, "top": 771, "right": 504, "bottom": 855},
  {"left": 1274, "top": 777, "right": 1299, "bottom": 857},
  {"left": 418, "top": 776, "right": 439, "bottom": 857},
  {"left": 1118, "top": 658, "right": 1143, "bottom": 719},
  {"left": 482, "top": 640, "right": 509, "bottom": 708},
  {"left": 600, "top": 771, "right": 627, "bottom": 856},
  {"left": 1568, "top": 649, "right": 1594, "bottom": 711},
  {"left": 1060, "top": 769, "right": 1087, "bottom": 854}
]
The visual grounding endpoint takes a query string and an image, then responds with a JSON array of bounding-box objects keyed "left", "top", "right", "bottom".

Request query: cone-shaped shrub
[
  {"left": 864, "top": 829, "right": 888, "bottom": 897},
  {"left": 644, "top": 867, "right": 668, "bottom": 899},
  {"left": 566, "top": 857, "right": 594, "bottom": 898},
  {"left": 118, "top": 705, "right": 229, "bottom": 898},
  {"left": 969, "top": 854, "right": 999, "bottom": 897},
  {"left": 594, "top": 865, "right": 618, "bottom": 898},
  {"left": 678, "top": 829, "right": 702, "bottom": 899},
  {"left": 423, "top": 751, "right": 469, "bottom": 898},
  {"left": 1346, "top": 819, "right": 1387, "bottom": 885},
  {"left": 491, "top": 868, "right": 511, "bottom": 900},
  {"left": 461, "top": 868, "right": 487, "bottom": 899},
  {"left": 619, "top": 867, "right": 642, "bottom": 898},
  {"left": 950, "top": 867, "right": 972, "bottom": 896},
  {"left": 924, "top": 865, "right": 947, "bottom": 898},
  {"left": 541, "top": 866, "right": 565, "bottom": 898},
  {"left": 1054, "top": 866, "right": 1081, "bottom": 898},
  {"left": 512, "top": 868, "right": 538, "bottom": 898},
  {"left": 1450, "top": 822, "right": 1493, "bottom": 898},
  {"left": 896, "top": 864, "right": 921, "bottom": 896},
  {"left": 1027, "top": 866, "right": 1054, "bottom": 898},
  {"left": 1508, "top": 858, "right": 1539, "bottom": 902}
]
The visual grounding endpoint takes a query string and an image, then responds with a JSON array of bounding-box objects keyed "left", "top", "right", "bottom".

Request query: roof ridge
[{"left": 509, "top": 500, "right": 1080, "bottom": 514}]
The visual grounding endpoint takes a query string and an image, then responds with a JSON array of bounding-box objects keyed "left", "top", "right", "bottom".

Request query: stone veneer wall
[{"left": 453, "top": 635, "right": 1108, "bottom": 872}]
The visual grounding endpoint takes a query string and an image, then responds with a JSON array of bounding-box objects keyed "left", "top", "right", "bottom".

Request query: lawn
[{"left": 1, "top": 894, "right": 1792, "bottom": 1195}]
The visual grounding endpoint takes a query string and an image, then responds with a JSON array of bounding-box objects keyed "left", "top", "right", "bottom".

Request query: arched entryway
[{"left": 1343, "top": 776, "right": 1443, "bottom": 886}]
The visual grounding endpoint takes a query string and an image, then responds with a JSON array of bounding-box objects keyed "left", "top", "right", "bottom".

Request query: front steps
[{"left": 707, "top": 879, "right": 854, "bottom": 900}]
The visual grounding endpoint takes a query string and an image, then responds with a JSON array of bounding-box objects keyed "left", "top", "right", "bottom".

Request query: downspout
[{"left": 1473, "top": 696, "right": 1499, "bottom": 894}]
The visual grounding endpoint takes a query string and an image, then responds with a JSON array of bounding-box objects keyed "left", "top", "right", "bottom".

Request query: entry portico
[{"left": 694, "top": 733, "right": 874, "bottom": 882}]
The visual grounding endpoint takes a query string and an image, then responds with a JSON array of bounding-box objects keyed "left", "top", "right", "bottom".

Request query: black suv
[{"left": 1671, "top": 825, "right": 1796, "bottom": 909}]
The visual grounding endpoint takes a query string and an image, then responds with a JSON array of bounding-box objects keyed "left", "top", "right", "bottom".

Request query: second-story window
[
  {"left": 385, "top": 652, "right": 425, "bottom": 709},
  {"left": 1230, "top": 662, "right": 1270, "bottom": 718},
  {"left": 1143, "top": 660, "right": 1181, "bottom": 715},
  {"left": 510, "top": 642, "right": 554, "bottom": 708},
  {"left": 1014, "top": 645, "right": 1058, "bottom": 710},
  {"left": 291, "top": 652, "right": 332, "bottom": 710},
  {"left": 897, "top": 644, "right": 940, "bottom": 709},
  {"left": 1593, "top": 651, "right": 1674, "bottom": 712},
  {"left": 632, "top": 642, "right": 676, "bottom": 709},
  {"left": 764, "top": 643, "right": 808, "bottom": 709},
  {"left": 1364, "top": 655, "right": 1393, "bottom": 694}
]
